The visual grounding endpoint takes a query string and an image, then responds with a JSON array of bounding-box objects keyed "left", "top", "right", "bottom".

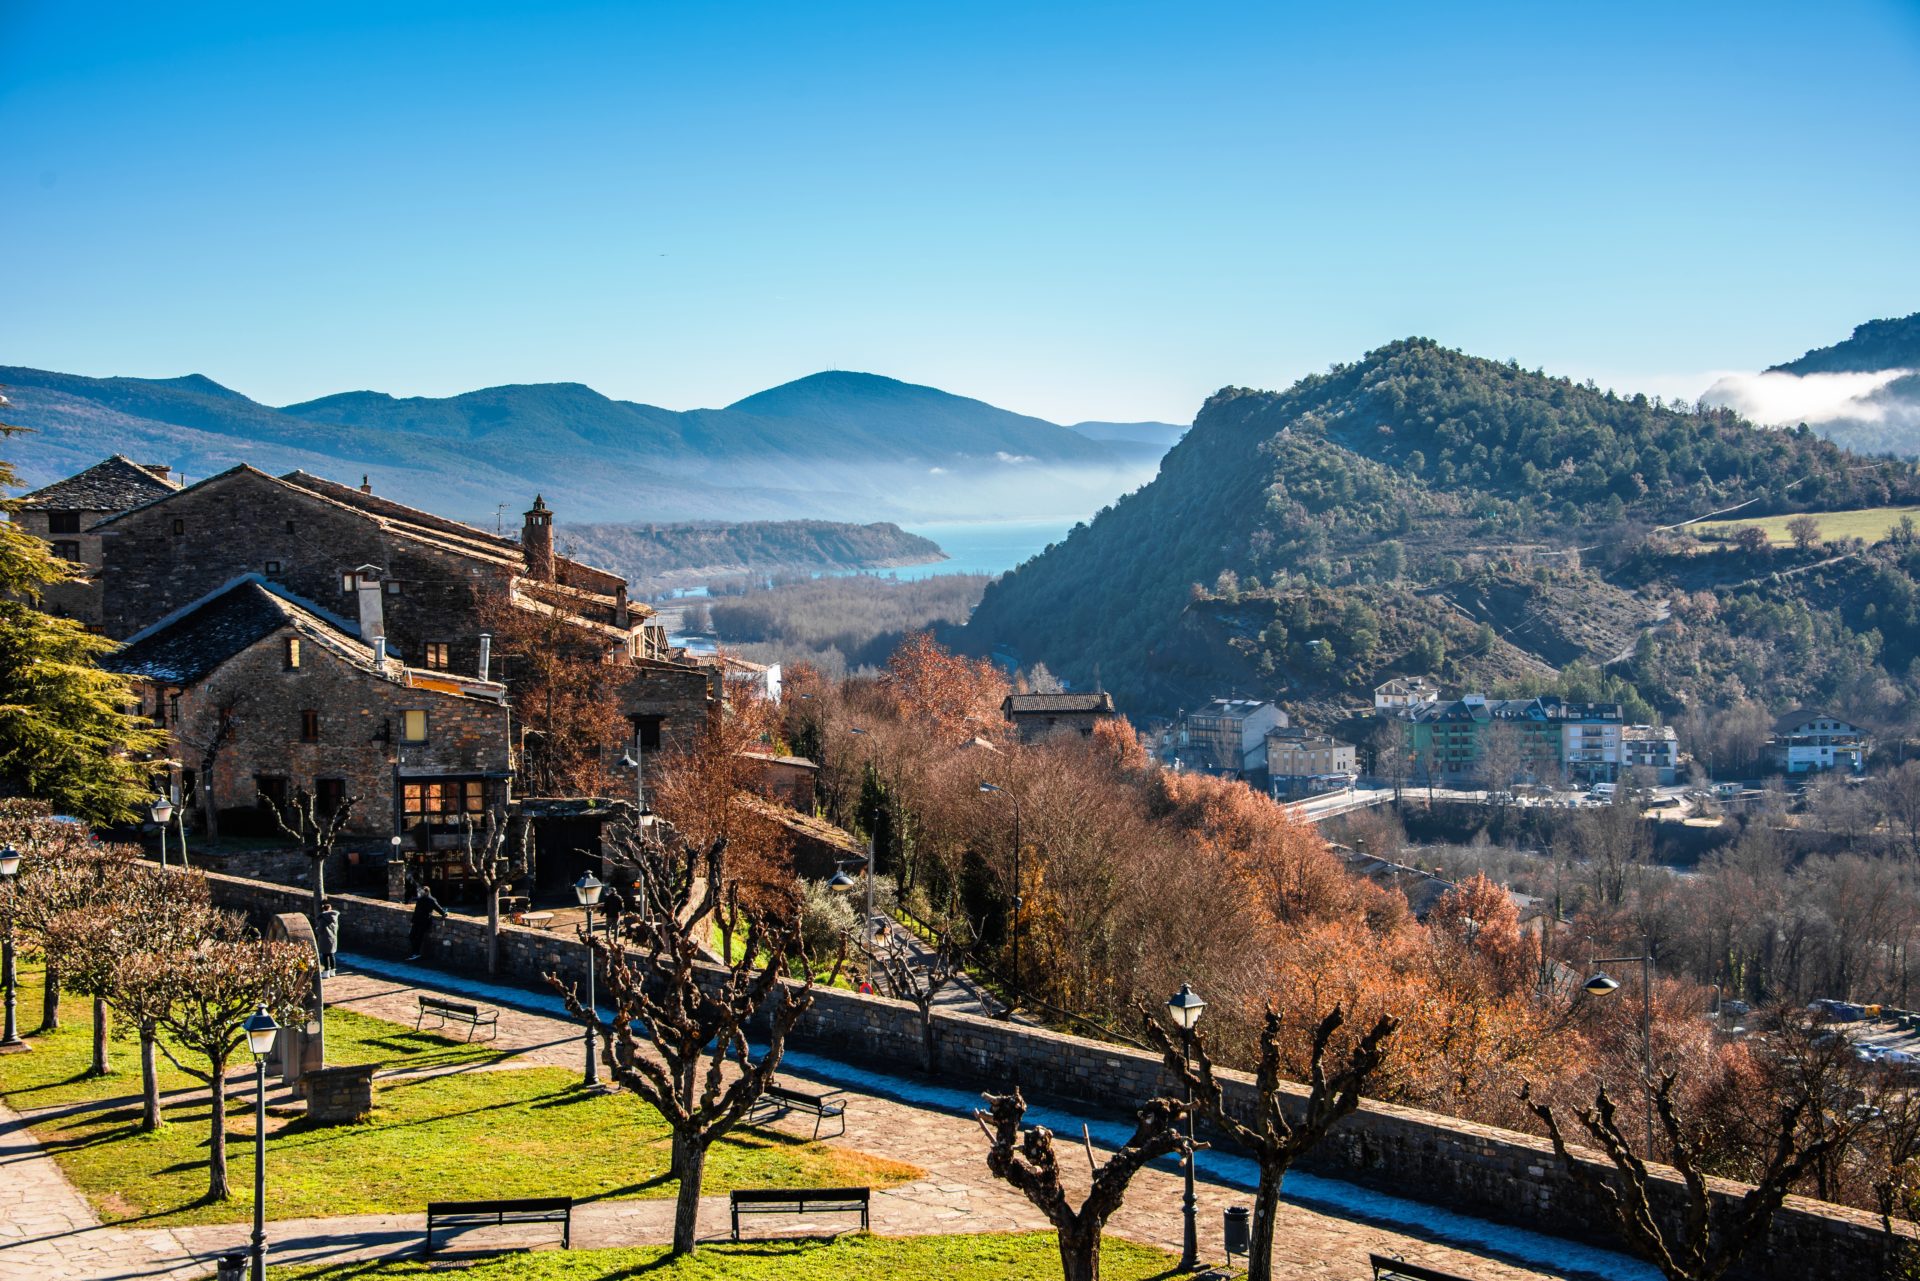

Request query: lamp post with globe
[
  {"left": 0, "top": 844, "right": 25, "bottom": 1052},
  {"left": 575, "top": 872, "right": 604, "bottom": 1088},
  {"left": 242, "top": 1005, "right": 280, "bottom": 1281},
  {"left": 1164, "top": 983, "right": 1207, "bottom": 1271}
]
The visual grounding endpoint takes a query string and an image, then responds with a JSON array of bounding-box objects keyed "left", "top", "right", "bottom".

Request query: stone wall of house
[
  {"left": 98, "top": 468, "right": 506, "bottom": 675},
  {"left": 203, "top": 869, "right": 1902, "bottom": 1279},
  {"left": 615, "top": 663, "right": 717, "bottom": 760},
  {"left": 14, "top": 507, "right": 111, "bottom": 625},
  {"left": 166, "top": 627, "right": 509, "bottom": 838}
]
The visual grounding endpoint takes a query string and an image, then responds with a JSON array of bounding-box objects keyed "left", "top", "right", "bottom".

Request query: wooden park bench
[
  {"left": 729, "top": 1186, "right": 870, "bottom": 1240},
  {"left": 415, "top": 994, "right": 501, "bottom": 1042},
  {"left": 424, "top": 1196, "right": 571, "bottom": 1254},
  {"left": 749, "top": 1082, "right": 848, "bottom": 1139},
  {"left": 1370, "top": 1254, "right": 1476, "bottom": 1281}
]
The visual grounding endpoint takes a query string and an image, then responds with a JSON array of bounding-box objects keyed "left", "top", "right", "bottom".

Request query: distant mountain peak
[{"left": 139, "top": 373, "right": 250, "bottom": 401}]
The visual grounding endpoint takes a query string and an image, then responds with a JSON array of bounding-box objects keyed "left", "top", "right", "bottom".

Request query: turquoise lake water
[{"left": 892, "top": 517, "right": 1081, "bottom": 580}]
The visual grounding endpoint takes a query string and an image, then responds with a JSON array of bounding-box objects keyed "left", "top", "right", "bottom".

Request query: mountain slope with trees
[{"left": 963, "top": 337, "right": 1920, "bottom": 730}]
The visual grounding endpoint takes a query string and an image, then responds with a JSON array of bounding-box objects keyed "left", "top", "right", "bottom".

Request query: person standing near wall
[
  {"left": 408, "top": 884, "right": 447, "bottom": 961},
  {"left": 318, "top": 898, "right": 341, "bottom": 976}
]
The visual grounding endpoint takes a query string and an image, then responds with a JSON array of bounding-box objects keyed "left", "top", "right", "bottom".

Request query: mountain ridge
[{"left": 0, "top": 365, "right": 1175, "bottom": 524}]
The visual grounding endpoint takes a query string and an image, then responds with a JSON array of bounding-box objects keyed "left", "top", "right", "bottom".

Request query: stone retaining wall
[{"left": 204, "top": 870, "right": 1904, "bottom": 1280}]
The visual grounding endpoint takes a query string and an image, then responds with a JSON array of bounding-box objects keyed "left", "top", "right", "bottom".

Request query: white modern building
[
  {"left": 1623, "top": 724, "right": 1681, "bottom": 784},
  {"left": 1768, "top": 710, "right": 1868, "bottom": 775}
]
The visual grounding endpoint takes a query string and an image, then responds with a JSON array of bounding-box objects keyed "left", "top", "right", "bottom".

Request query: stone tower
[{"left": 522, "top": 495, "right": 555, "bottom": 581}]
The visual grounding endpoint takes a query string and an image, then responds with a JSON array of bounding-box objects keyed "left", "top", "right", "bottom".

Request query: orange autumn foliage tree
[
  {"left": 881, "top": 631, "right": 1009, "bottom": 744},
  {"left": 479, "top": 587, "right": 626, "bottom": 797},
  {"left": 650, "top": 683, "right": 797, "bottom": 922}
]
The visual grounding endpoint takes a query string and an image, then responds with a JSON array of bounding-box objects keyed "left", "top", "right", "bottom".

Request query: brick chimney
[
  {"left": 359, "top": 475, "right": 373, "bottom": 494},
  {"left": 522, "top": 495, "right": 555, "bottom": 582}
]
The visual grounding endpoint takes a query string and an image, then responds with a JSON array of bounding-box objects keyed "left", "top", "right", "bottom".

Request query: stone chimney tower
[{"left": 522, "top": 495, "right": 555, "bottom": 581}]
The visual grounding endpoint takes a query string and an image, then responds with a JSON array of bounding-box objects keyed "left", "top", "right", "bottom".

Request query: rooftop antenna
[{"left": 495, "top": 503, "right": 508, "bottom": 537}]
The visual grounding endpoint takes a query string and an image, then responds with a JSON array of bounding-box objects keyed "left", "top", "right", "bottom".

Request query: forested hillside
[{"left": 964, "top": 337, "right": 1920, "bottom": 732}]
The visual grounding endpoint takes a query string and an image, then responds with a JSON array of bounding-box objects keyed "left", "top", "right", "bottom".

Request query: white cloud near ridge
[{"left": 1701, "top": 368, "right": 1914, "bottom": 426}]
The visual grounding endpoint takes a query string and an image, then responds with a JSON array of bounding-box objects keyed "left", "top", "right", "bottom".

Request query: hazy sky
[{"left": 3, "top": 0, "right": 1917, "bottom": 424}]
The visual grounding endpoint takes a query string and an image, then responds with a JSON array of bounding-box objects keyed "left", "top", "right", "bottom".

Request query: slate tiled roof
[
  {"left": 100, "top": 580, "right": 313, "bottom": 685},
  {"left": 17, "top": 455, "right": 177, "bottom": 513},
  {"left": 1002, "top": 692, "right": 1115, "bottom": 715}
]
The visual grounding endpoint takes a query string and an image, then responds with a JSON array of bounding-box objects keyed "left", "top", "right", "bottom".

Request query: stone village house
[
  {"left": 13, "top": 454, "right": 179, "bottom": 627},
  {"left": 79, "top": 463, "right": 717, "bottom": 774},
  {"left": 101, "top": 578, "right": 512, "bottom": 847}
]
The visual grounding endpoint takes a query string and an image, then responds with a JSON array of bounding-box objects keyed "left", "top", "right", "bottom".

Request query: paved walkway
[{"left": 0, "top": 959, "right": 1650, "bottom": 1281}]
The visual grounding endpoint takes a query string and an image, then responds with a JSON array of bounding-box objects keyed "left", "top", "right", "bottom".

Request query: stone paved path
[{"left": 0, "top": 962, "right": 1637, "bottom": 1281}]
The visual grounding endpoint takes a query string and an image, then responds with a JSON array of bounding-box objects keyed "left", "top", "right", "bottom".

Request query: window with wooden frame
[
  {"left": 316, "top": 777, "right": 346, "bottom": 815},
  {"left": 172, "top": 518, "right": 185, "bottom": 536},
  {"left": 47, "top": 512, "right": 81, "bottom": 534},
  {"left": 51, "top": 541, "right": 80, "bottom": 562},
  {"left": 401, "top": 778, "right": 487, "bottom": 829},
  {"left": 402, "top": 709, "right": 427, "bottom": 742},
  {"left": 300, "top": 709, "right": 320, "bottom": 742},
  {"left": 286, "top": 637, "right": 302, "bottom": 669},
  {"left": 341, "top": 573, "right": 357, "bottom": 593},
  {"left": 423, "top": 642, "right": 451, "bottom": 671}
]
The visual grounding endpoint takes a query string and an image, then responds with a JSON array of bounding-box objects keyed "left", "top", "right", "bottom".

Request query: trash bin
[
  {"left": 214, "top": 1250, "right": 249, "bottom": 1281},
  {"left": 1223, "top": 1205, "right": 1251, "bottom": 1260}
]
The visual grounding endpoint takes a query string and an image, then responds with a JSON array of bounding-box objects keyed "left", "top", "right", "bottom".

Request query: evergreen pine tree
[{"left": 0, "top": 426, "right": 164, "bottom": 819}]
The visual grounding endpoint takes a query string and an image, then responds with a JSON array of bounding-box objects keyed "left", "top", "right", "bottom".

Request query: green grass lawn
[
  {"left": 270, "top": 1233, "right": 1181, "bottom": 1280},
  {"left": 1694, "top": 504, "right": 1920, "bottom": 546},
  {"left": 2, "top": 963, "right": 919, "bottom": 1227},
  {"left": 0, "top": 962, "right": 510, "bottom": 1113}
]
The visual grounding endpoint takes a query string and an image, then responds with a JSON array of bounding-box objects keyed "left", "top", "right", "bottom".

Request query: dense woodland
[
  {"left": 964, "top": 338, "right": 1920, "bottom": 746},
  {"left": 702, "top": 573, "right": 988, "bottom": 674}
]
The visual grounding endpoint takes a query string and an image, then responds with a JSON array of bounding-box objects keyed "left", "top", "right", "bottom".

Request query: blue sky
[{"left": 2, "top": 0, "right": 1917, "bottom": 423}]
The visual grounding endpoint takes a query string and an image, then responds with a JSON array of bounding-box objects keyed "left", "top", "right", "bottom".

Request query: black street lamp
[
  {"left": 977, "top": 781, "right": 1022, "bottom": 1018},
  {"left": 575, "top": 872, "right": 604, "bottom": 1088},
  {"left": 1164, "top": 982, "right": 1207, "bottom": 1271},
  {"left": 0, "top": 844, "right": 24, "bottom": 1052},
  {"left": 1586, "top": 948, "right": 1656, "bottom": 1157},
  {"left": 242, "top": 1004, "right": 280, "bottom": 1281},
  {"left": 150, "top": 796, "right": 175, "bottom": 869}
]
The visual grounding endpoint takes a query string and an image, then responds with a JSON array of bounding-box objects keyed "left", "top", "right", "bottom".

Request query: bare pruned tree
[
  {"left": 262, "top": 785, "right": 358, "bottom": 932},
  {"left": 456, "top": 809, "right": 530, "bottom": 975},
  {"left": 1522, "top": 1074, "right": 1851, "bottom": 1281},
  {"left": 551, "top": 822, "right": 812, "bottom": 1257},
  {"left": 976, "top": 1087, "right": 1190, "bottom": 1281},
  {"left": 1144, "top": 1004, "right": 1398, "bottom": 1281},
  {"left": 859, "top": 922, "right": 968, "bottom": 1073}
]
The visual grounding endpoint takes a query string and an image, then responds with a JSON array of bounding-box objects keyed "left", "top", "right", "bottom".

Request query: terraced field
[{"left": 1694, "top": 505, "right": 1920, "bottom": 546}]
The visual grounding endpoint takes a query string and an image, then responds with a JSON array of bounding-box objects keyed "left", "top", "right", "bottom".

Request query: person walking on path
[
  {"left": 601, "top": 883, "right": 625, "bottom": 942},
  {"left": 318, "top": 898, "right": 341, "bottom": 976},
  {"left": 408, "top": 884, "right": 447, "bottom": 960}
]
